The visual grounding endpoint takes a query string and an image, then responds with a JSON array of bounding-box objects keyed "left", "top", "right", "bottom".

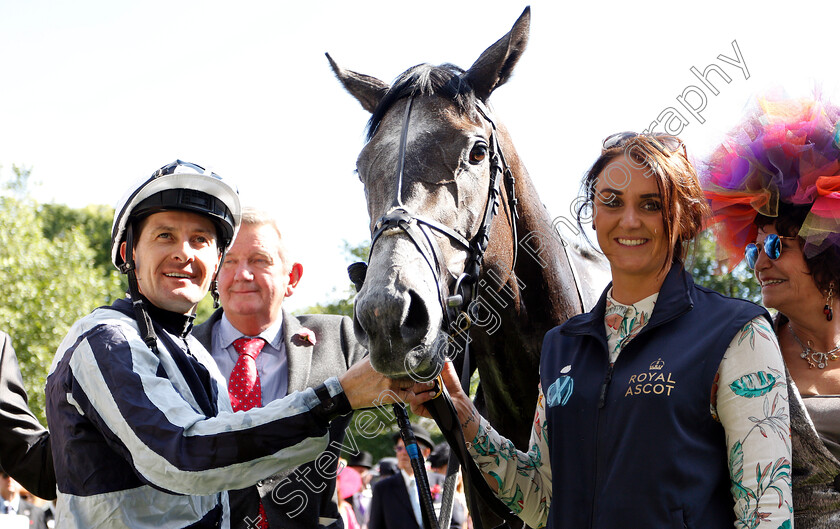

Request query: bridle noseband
[{"left": 357, "top": 94, "right": 519, "bottom": 329}]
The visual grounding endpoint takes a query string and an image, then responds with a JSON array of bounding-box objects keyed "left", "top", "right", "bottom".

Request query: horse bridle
[
  {"left": 349, "top": 94, "right": 521, "bottom": 529},
  {"left": 353, "top": 95, "right": 519, "bottom": 331}
]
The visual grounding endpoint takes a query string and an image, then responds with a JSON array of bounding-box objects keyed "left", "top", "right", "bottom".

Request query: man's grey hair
[
  {"left": 241, "top": 207, "right": 282, "bottom": 237},
  {"left": 238, "top": 207, "right": 294, "bottom": 270}
]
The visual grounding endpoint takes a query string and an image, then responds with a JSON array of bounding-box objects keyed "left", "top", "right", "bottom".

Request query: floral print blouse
[{"left": 467, "top": 291, "right": 793, "bottom": 529}]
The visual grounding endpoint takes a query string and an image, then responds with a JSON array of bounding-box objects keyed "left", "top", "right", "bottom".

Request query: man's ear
[
  {"left": 119, "top": 241, "right": 128, "bottom": 263},
  {"left": 285, "top": 263, "right": 303, "bottom": 297}
]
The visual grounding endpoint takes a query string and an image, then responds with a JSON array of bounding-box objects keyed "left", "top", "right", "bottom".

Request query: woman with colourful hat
[{"left": 703, "top": 95, "right": 840, "bottom": 527}]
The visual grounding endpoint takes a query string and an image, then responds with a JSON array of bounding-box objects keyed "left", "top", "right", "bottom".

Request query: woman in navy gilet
[{"left": 410, "top": 133, "right": 793, "bottom": 529}]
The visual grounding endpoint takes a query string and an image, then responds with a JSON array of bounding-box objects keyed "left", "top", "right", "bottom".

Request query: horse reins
[{"left": 349, "top": 94, "right": 521, "bottom": 529}]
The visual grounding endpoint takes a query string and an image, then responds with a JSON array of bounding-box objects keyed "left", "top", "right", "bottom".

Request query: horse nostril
[{"left": 402, "top": 290, "right": 430, "bottom": 340}]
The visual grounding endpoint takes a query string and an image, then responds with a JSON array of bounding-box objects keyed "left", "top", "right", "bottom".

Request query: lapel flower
[
  {"left": 292, "top": 327, "right": 317, "bottom": 346},
  {"left": 430, "top": 483, "right": 442, "bottom": 501}
]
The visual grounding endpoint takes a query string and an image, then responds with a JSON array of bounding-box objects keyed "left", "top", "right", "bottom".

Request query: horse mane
[{"left": 366, "top": 63, "right": 477, "bottom": 140}]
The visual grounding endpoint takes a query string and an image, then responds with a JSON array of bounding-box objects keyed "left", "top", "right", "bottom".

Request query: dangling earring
[
  {"left": 592, "top": 223, "right": 596, "bottom": 231},
  {"left": 825, "top": 281, "right": 835, "bottom": 322}
]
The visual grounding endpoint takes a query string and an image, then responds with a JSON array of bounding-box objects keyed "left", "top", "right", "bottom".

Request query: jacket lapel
[
  {"left": 283, "top": 309, "right": 314, "bottom": 394},
  {"left": 393, "top": 475, "right": 418, "bottom": 527}
]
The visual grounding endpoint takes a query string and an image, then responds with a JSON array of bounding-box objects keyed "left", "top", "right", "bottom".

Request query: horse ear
[
  {"left": 464, "top": 6, "right": 530, "bottom": 101},
  {"left": 326, "top": 53, "right": 390, "bottom": 114}
]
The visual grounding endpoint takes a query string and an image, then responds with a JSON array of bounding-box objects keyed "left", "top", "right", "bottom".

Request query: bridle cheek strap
[
  {"left": 355, "top": 94, "right": 520, "bottom": 529},
  {"left": 364, "top": 96, "right": 512, "bottom": 328}
]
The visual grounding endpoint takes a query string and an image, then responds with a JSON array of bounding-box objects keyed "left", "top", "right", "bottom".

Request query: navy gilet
[{"left": 540, "top": 266, "right": 769, "bottom": 528}]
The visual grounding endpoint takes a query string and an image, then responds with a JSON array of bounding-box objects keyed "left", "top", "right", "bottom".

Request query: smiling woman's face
[
  {"left": 593, "top": 155, "right": 669, "bottom": 291},
  {"left": 753, "top": 224, "right": 822, "bottom": 314}
]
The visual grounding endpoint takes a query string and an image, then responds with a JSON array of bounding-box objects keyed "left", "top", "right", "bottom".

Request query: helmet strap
[
  {"left": 122, "top": 223, "right": 160, "bottom": 354},
  {"left": 211, "top": 280, "right": 220, "bottom": 309},
  {"left": 211, "top": 247, "right": 228, "bottom": 309}
]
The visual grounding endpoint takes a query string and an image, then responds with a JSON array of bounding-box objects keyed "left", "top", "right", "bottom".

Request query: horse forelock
[{"left": 365, "top": 63, "right": 477, "bottom": 141}]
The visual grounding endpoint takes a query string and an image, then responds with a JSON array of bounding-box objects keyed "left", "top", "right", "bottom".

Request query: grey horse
[{"left": 329, "top": 10, "right": 608, "bottom": 521}]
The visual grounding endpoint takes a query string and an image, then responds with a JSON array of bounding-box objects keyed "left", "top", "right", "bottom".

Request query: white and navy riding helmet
[{"left": 111, "top": 160, "right": 241, "bottom": 272}]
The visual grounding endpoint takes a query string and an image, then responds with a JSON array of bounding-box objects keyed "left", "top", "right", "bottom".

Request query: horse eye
[{"left": 469, "top": 144, "right": 488, "bottom": 164}]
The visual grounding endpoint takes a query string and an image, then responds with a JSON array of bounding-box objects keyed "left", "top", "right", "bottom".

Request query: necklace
[{"left": 789, "top": 323, "right": 840, "bottom": 369}]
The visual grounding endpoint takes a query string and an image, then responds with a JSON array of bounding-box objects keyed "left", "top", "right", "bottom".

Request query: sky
[{"left": 2, "top": 0, "right": 839, "bottom": 312}]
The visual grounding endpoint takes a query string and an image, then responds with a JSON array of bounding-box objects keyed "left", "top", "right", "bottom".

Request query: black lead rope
[
  {"left": 424, "top": 376, "right": 517, "bottom": 529},
  {"left": 394, "top": 404, "right": 440, "bottom": 529},
  {"left": 387, "top": 363, "right": 517, "bottom": 529},
  {"left": 388, "top": 348, "right": 517, "bottom": 529}
]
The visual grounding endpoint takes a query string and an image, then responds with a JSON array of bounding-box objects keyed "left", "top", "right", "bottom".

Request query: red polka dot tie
[
  {"left": 230, "top": 337, "right": 266, "bottom": 412},
  {"left": 230, "top": 337, "right": 270, "bottom": 529}
]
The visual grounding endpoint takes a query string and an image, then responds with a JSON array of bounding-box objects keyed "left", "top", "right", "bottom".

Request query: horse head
[{"left": 328, "top": 9, "right": 531, "bottom": 380}]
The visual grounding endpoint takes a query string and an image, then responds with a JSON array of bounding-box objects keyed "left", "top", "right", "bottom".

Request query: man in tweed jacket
[{"left": 194, "top": 208, "right": 366, "bottom": 529}]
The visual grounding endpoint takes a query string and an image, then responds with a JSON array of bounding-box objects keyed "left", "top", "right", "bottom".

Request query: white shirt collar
[
  {"left": 400, "top": 468, "right": 415, "bottom": 488},
  {"left": 606, "top": 287, "right": 659, "bottom": 314},
  {"left": 2, "top": 495, "right": 20, "bottom": 514}
]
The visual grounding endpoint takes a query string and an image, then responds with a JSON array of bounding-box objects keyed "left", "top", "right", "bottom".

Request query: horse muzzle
[
  {"left": 354, "top": 282, "right": 445, "bottom": 377},
  {"left": 352, "top": 240, "right": 446, "bottom": 378}
]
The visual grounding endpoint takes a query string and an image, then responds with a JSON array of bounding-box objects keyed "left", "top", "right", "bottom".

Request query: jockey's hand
[{"left": 339, "top": 358, "right": 431, "bottom": 409}]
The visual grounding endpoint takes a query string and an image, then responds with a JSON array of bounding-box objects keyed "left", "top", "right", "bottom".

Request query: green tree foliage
[
  {"left": 1, "top": 166, "right": 123, "bottom": 424},
  {"left": 41, "top": 203, "right": 116, "bottom": 273},
  {"left": 690, "top": 230, "right": 762, "bottom": 304},
  {"left": 194, "top": 294, "right": 218, "bottom": 323}
]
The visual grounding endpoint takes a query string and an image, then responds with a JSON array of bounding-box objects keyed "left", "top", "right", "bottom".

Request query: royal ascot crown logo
[
  {"left": 650, "top": 358, "right": 664, "bottom": 370},
  {"left": 624, "top": 358, "right": 676, "bottom": 397}
]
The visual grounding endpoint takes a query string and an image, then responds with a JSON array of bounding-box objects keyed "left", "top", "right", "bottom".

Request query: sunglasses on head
[
  {"left": 744, "top": 233, "right": 798, "bottom": 269},
  {"left": 602, "top": 131, "right": 686, "bottom": 157}
]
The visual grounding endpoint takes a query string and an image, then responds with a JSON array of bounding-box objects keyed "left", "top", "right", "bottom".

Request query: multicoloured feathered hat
[{"left": 702, "top": 95, "right": 840, "bottom": 265}]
